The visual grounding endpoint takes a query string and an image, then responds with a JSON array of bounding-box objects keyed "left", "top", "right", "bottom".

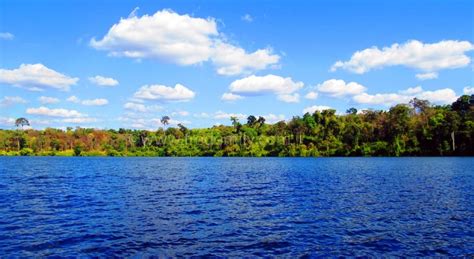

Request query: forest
[{"left": 1, "top": 95, "right": 473, "bottom": 157}]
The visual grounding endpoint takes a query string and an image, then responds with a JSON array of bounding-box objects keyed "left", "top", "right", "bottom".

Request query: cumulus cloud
[
  {"left": 66, "top": 95, "right": 80, "bottom": 103},
  {"left": 398, "top": 86, "right": 423, "bottom": 95},
  {"left": 277, "top": 93, "right": 300, "bottom": 103},
  {"left": 0, "top": 96, "right": 27, "bottom": 107},
  {"left": 63, "top": 117, "right": 98, "bottom": 124},
  {"left": 91, "top": 9, "right": 279, "bottom": 76},
  {"left": 417, "top": 88, "right": 458, "bottom": 104},
  {"left": 81, "top": 98, "right": 109, "bottom": 106},
  {"left": 91, "top": 9, "right": 217, "bottom": 65},
  {"left": 416, "top": 72, "right": 438, "bottom": 80},
  {"left": 317, "top": 79, "right": 366, "bottom": 97},
  {"left": 214, "top": 111, "right": 247, "bottom": 120},
  {"left": 0, "top": 32, "right": 14, "bottom": 40},
  {"left": 0, "top": 64, "right": 79, "bottom": 91},
  {"left": 88, "top": 75, "right": 119, "bottom": 86},
  {"left": 303, "top": 105, "right": 333, "bottom": 114},
  {"left": 172, "top": 110, "right": 190, "bottom": 116},
  {"left": 133, "top": 83, "right": 195, "bottom": 102},
  {"left": 221, "top": 92, "right": 244, "bottom": 101},
  {"left": 124, "top": 102, "right": 162, "bottom": 112},
  {"left": 463, "top": 86, "right": 474, "bottom": 95},
  {"left": 262, "top": 114, "right": 286, "bottom": 123},
  {"left": 0, "top": 117, "right": 15, "bottom": 126},
  {"left": 66, "top": 95, "right": 108, "bottom": 106},
  {"left": 38, "top": 96, "right": 60, "bottom": 104},
  {"left": 353, "top": 93, "right": 412, "bottom": 106},
  {"left": 193, "top": 112, "right": 210, "bottom": 118},
  {"left": 304, "top": 91, "right": 318, "bottom": 100},
  {"left": 225, "top": 74, "right": 303, "bottom": 102},
  {"left": 353, "top": 86, "right": 458, "bottom": 106},
  {"left": 331, "top": 40, "right": 474, "bottom": 76},
  {"left": 211, "top": 41, "right": 280, "bottom": 75},
  {"left": 26, "top": 106, "right": 86, "bottom": 118}
]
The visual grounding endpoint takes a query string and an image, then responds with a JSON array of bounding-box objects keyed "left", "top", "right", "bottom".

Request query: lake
[{"left": 0, "top": 157, "right": 473, "bottom": 256}]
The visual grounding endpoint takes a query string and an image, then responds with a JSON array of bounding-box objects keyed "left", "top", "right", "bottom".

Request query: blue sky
[{"left": 0, "top": 0, "right": 473, "bottom": 129}]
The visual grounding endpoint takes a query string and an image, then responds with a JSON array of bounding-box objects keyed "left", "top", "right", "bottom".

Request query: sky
[{"left": 0, "top": 0, "right": 473, "bottom": 130}]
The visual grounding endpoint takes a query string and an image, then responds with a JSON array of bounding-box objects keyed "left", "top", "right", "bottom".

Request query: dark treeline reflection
[{"left": 1, "top": 96, "right": 473, "bottom": 157}]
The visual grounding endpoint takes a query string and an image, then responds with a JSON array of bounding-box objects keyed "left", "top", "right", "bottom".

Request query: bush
[
  {"left": 19, "top": 148, "right": 33, "bottom": 156},
  {"left": 73, "top": 145, "right": 82, "bottom": 156}
]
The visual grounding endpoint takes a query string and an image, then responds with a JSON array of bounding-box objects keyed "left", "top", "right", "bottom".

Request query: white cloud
[
  {"left": 91, "top": 9, "right": 279, "bottom": 76},
  {"left": 66, "top": 95, "right": 80, "bottom": 103},
  {"left": 133, "top": 83, "right": 195, "bottom": 102},
  {"left": 227, "top": 74, "right": 303, "bottom": 102},
  {"left": 63, "top": 117, "right": 98, "bottom": 124},
  {"left": 124, "top": 102, "right": 162, "bottom": 112},
  {"left": 166, "top": 118, "right": 191, "bottom": 126},
  {"left": 317, "top": 79, "right": 366, "bottom": 97},
  {"left": 304, "top": 91, "right": 318, "bottom": 100},
  {"left": 463, "top": 86, "right": 474, "bottom": 95},
  {"left": 214, "top": 111, "right": 247, "bottom": 120},
  {"left": 91, "top": 9, "right": 217, "bottom": 65},
  {"left": 303, "top": 105, "right": 333, "bottom": 114},
  {"left": 88, "top": 75, "right": 119, "bottom": 86},
  {"left": 193, "top": 112, "right": 210, "bottom": 118},
  {"left": 417, "top": 88, "right": 458, "bottom": 104},
  {"left": 262, "top": 114, "right": 285, "bottom": 123},
  {"left": 0, "top": 64, "right": 78, "bottom": 91},
  {"left": 331, "top": 40, "right": 473, "bottom": 76},
  {"left": 213, "top": 111, "right": 285, "bottom": 124},
  {"left": 171, "top": 110, "right": 190, "bottom": 116},
  {"left": 221, "top": 92, "right": 244, "bottom": 101},
  {"left": 277, "top": 93, "right": 300, "bottom": 103},
  {"left": 26, "top": 106, "right": 86, "bottom": 118},
  {"left": 66, "top": 95, "right": 108, "bottom": 106},
  {"left": 416, "top": 72, "right": 438, "bottom": 80},
  {"left": 353, "top": 93, "right": 412, "bottom": 106},
  {"left": 241, "top": 14, "right": 253, "bottom": 22},
  {"left": 399, "top": 86, "right": 423, "bottom": 95},
  {"left": 81, "top": 98, "right": 108, "bottom": 106},
  {"left": 38, "top": 96, "right": 60, "bottom": 104},
  {"left": 0, "top": 32, "right": 14, "bottom": 40},
  {"left": 119, "top": 115, "right": 190, "bottom": 130},
  {"left": 0, "top": 117, "right": 15, "bottom": 126},
  {"left": 353, "top": 86, "right": 458, "bottom": 106},
  {"left": 0, "top": 96, "right": 27, "bottom": 107},
  {"left": 212, "top": 41, "right": 280, "bottom": 76}
]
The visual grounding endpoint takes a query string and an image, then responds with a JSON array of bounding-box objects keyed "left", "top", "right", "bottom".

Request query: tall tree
[
  {"left": 15, "top": 118, "right": 30, "bottom": 129},
  {"left": 160, "top": 116, "right": 170, "bottom": 128},
  {"left": 230, "top": 116, "right": 241, "bottom": 133},
  {"left": 247, "top": 115, "right": 257, "bottom": 126}
]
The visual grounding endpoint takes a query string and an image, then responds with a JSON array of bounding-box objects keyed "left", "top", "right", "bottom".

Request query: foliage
[{"left": 1, "top": 96, "right": 473, "bottom": 157}]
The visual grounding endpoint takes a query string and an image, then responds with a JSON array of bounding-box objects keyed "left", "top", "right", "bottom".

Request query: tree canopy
[{"left": 1, "top": 96, "right": 473, "bottom": 157}]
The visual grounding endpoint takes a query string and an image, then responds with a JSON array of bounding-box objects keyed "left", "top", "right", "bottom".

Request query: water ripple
[{"left": 0, "top": 157, "right": 473, "bottom": 257}]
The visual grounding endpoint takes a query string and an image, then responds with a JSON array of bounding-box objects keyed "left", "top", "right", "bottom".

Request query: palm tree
[
  {"left": 230, "top": 116, "right": 239, "bottom": 126},
  {"left": 230, "top": 116, "right": 241, "bottom": 133}
]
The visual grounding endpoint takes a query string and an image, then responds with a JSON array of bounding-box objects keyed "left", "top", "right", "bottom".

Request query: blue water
[{"left": 0, "top": 157, "right": 473, "bottom": 257}]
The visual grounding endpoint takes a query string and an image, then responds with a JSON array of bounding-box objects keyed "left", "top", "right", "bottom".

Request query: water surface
[{"left": 0, "top": 157, "right": 473, "bottom": 256}]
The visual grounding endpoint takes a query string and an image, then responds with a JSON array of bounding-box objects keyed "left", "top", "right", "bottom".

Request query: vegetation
[{"left": 1, "top": 96, "right": 473, "bottom": 157}]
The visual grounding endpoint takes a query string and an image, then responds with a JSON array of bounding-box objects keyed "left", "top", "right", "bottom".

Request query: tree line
[{"left": 1, "top": 95, "right": 473, "bottom": 157}]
